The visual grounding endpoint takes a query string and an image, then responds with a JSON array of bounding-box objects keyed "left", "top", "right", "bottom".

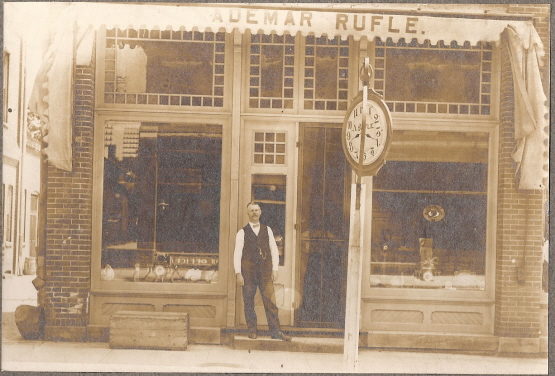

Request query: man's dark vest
[{"left": 242, "top": 224, "right": 271, "bottom": 263}]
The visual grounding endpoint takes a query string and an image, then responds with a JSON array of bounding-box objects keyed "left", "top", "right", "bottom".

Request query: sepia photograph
[{"left": 2, "top": 1, "right": 549, "bottom": 373}]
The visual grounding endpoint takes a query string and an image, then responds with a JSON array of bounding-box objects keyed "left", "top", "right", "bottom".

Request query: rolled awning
[{"left": 27, "top": 3, "right": 548, "bottom": 189}]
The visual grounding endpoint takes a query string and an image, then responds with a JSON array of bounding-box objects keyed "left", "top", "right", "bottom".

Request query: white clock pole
[{"left": 344, "top": 57, "right": 371, "bottom": 371}]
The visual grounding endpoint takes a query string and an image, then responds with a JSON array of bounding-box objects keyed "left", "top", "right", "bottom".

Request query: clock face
[{"left": 344, "top": 98, "right": 389, "bottom": 166}]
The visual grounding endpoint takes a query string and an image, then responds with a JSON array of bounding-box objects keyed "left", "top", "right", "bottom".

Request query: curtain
[{"left": 505, "top": 25, "right": 549, "bottom": 190}]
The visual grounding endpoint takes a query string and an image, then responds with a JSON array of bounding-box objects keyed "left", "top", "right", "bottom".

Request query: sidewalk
[
  {"left": 1, "top": 275, "right": 549, "bottom": 374},
  {"left": 2, "top": 274, "right": 37, "bottom": 313},
  {"left": 2, "top": 311, "right": 548, "bottom": 374}
]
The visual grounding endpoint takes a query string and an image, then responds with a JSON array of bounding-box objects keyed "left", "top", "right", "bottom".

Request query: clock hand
[{"left": 353, "top": 133, "right": 361, "bottom": 139}]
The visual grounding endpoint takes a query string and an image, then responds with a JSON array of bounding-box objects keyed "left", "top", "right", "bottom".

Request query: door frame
[{"left": 237, "top": 118, "right": 298, "bottom": 326}]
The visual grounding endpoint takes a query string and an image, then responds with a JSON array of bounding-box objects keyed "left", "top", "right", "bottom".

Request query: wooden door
[{"left": 296, "top": 123, "right": 351, "bottom": 328}]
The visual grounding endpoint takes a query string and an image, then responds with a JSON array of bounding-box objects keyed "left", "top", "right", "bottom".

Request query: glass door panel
[{"left": 252, "top": 174, "right": 286, "bottom": 265}]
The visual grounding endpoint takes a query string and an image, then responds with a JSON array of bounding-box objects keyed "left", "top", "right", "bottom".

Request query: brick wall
[
  {"left": 40, "top": 63, "right": 95, "bottom": 341},
  {"left": 494, "top": 4, "right": 549, "bottom": 339}
]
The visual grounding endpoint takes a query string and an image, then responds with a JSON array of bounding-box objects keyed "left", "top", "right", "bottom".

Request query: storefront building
[{"left": 28, "top": 3, "right": 549, "bottom": 354}]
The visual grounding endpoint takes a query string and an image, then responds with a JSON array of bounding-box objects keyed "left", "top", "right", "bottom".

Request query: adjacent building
[{"left": 2, "top": 6, "right": 42, "bottom": 279}]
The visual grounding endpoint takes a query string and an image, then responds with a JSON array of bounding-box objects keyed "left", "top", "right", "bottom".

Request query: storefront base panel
[
  {"left": 362, "top": 331, "right": 498, "bottom": 352},
  {"left": 361, "top": 300, "right": 494, "bottom": 335},
  {"left": 44, "top": 325, "right": 87, "bottom": 342},
  {"left": 88, "top": 292, "right": 227, "bottom": 342},
  {"left": 190, "top": 327, "right": 222, "bottom": 344}
]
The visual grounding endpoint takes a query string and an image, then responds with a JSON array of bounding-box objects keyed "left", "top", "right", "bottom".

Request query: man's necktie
[{"left": 253, "top": 224, "right": 260, "bottom": 228}]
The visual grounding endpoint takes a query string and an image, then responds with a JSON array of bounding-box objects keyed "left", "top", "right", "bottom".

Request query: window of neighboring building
[
  {"left": 374, "top": 38, "right": 493, "bottom": 115},
  {"left": 1, "top": 184, "right": 4, "bottom": 242},
  {"left": 248, "top": 33, "right": 295, "bottom": 109},
  {"left": 22, "top": 190, "right": 27, "bottom": 242},
  {"left": 30, "top": 193, "right": 39, "bottom": 257},
  {"left": 370, "top": 131, "right": 490, "bottom": 291},
  {"left": 4, "top": 185, "right": 14, "bottom": 243},
  {"left": 304, "top": 35, "right": 350, "bottom": 111},
  {"left": 103, "top": 29, "right": 226, "bottom": 107},
  {"left": 101, "top": 121, "right": 222, "bottom": 283},
  {"left": 3, "top": 51, "right": 9, "bottom": 124}
]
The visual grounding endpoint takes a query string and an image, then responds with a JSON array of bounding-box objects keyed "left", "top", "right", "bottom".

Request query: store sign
[
  {"left": 155, "top": 252, "right": 219, "bottom": 267},
  {"left": 172, "top": 256, "right": 218, "bottom": 267},
  {"left": 211, "top": 9, "right": 420, "bottom": 36},
  {"left": 76, "top": 3, "right": 534, "bottom": 45}
]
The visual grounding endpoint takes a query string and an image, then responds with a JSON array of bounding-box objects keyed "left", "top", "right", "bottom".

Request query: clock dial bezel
[
  {"left": 341, "top": 90, "right": 392, "bottom": 176},
  {"left": 344, "top": 101, "right": 387, "bottom": 165}
]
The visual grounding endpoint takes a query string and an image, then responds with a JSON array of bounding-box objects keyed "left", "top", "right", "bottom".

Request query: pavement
[
  {"left": 1, "top": 274, "right": 549, "bottom": 374},
  {"left": 2, "top": 274, "right": 37, "bottom": 312}
]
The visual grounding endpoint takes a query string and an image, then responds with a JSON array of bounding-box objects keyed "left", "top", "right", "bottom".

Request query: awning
[
  {"left": 26, "top": 3, "right": 548, "bottom": 189},
  {"left": 73, "top": 3, "right": 538, "bottom": 46}
]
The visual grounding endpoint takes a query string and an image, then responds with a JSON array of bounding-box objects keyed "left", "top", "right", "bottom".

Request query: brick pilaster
[
  {"left": 494, "top": 6, "right": 548, "bottom": 338},
  {"left": 41, "top": 61, "right": 95, "bottom": 341}
]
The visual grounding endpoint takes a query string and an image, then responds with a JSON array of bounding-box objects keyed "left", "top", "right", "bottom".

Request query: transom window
[
  {"left": 304, "top": 35, "right": 350, "bottom": 111},
  {"left": 104, "top": 29, "right": 226, "bottom": 107},
  {"left": 253, "top": 131, "right": 286, "bottom": 165},
  {"left": 248, "top": 33, "right": 295, "bottom": 109},
  {"left": 374, "top": 38, "right": 493, "bottom": 115}
]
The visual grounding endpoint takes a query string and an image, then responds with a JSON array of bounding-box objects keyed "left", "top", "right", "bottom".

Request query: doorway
[
  {"left": 296, "top": 123, "right": 351, "bottom": 328},
  {"left": 237, "top": 121, "right": 296, "bottom": 327}
]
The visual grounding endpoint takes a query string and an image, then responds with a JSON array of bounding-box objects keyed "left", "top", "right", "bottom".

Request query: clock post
[
  {"left": 342, "top": 57, "right": 391, "bottom": 371},
  {"left": 355, "top": 59, "right": 372, "bottom": 209}
]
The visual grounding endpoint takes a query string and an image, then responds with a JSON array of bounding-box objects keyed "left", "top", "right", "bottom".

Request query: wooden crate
[{"left": 109, "top": 311, "right": 189, "bottom": 350}]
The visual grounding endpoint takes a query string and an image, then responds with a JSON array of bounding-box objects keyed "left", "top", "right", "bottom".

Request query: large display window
[
  {"left": 370, "top": 130, "right": 491, "bottom": 291},
  {"left": 100, "top": 121, "right": 223, "bottom": 284}
]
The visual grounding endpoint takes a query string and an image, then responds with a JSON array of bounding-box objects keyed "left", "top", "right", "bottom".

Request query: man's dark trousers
[{"left": 241, "top": 257, "right": 280, "bottom": 334}]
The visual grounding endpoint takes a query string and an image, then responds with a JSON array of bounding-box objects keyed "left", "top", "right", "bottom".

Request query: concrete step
[{"left": 233, "top": 335, "right": 343, "bottom": 353}]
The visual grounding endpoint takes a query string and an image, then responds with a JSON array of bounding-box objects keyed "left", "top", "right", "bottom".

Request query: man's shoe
[
  {"left": 247, "top": 331, "right": 257, "bottom": 339},
  {"left": 270, "top": 331, "right": 291, "bottom": 341}
]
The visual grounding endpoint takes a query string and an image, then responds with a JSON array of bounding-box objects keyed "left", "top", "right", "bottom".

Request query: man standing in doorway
[{"left": 234, "top": 202, "right": 292, "bottom": 341}]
